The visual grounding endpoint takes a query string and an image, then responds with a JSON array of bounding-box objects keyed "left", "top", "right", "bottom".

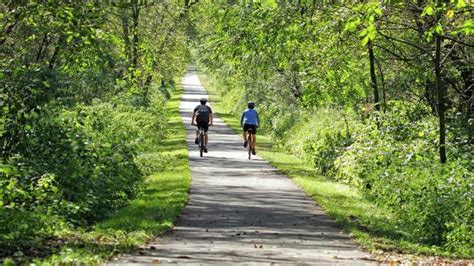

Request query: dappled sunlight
[{"left": 112, "top": 69, "right": 375, "bottom": 264}]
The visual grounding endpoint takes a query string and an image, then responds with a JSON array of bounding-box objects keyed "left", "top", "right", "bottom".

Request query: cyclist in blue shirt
[{"left": 240, "top": 101, "right": 260, "bottom": 155}]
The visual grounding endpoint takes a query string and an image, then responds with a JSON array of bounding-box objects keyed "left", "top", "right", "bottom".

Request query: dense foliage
[
  {"left": 1, "top": 0, "right": 472, "bottom": 262},
  {"left": 1, "top": 1, "right": 192, "bottom": 259},
  {"left": 192, "top": 0, "right": 473, "bottom": 256}
]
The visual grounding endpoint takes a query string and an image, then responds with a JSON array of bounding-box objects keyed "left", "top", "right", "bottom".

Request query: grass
[
  {"left": 198, "top": 72, "right": 470, "bottom": 262},
  {"left": 23, "top": 83, "right": 191, "bottom": 265}
]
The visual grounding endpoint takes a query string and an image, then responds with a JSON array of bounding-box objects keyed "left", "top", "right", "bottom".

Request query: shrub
[
  {"left": 284, "top": 108, "right": 357, "bottom": 176},
  {"left": 276, "top": 102, "right": 473, "bottom": 255},
  {"left": 0, "top": 166, "right": 68, "bottom": 257},
  {"left": 333, "top": 106, "right": 473, "bottom": 254},
  {"left": 15, "top": 105, "right": 128, "bottom": 223},
  {"left": 0, "top": 90, "right": 169, "bottom": 255}
]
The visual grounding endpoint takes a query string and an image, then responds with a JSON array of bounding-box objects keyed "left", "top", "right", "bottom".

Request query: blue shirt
[{"left": 241, "top": 109, "right": 259, "bottom": 126}]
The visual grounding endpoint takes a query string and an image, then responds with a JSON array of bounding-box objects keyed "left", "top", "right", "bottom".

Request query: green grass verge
[
  {"left": 198, "top": 72, "right": 464, "bottom": 260},
  {"left": 22, "top": 83, "right": 191, "bottom": 265}
]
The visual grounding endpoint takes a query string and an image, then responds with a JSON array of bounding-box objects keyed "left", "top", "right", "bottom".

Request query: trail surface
[{"left": 111, "top": 69, "right": 374, "bottom": 265}]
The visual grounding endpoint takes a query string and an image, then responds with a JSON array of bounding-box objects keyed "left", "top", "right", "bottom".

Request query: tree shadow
[{"left": 271, "top": 158, "right": 405, "bottom": 244}]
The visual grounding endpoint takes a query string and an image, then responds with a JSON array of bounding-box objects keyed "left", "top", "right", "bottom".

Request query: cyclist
[
  {"left": 192, "top": 98, "right": 213, "bottom": 153},
  {"left": 240, "top": 101, "right": 260, "bottom": 155}
]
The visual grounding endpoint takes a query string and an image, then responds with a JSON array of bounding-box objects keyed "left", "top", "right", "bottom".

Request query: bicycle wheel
[{"left": 199, "top": 131, "right": 204, "bottom": 157}]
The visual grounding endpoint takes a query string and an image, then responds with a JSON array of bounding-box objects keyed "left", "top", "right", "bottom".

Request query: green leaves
[
  {"left": 420, "top": 0, "right": 473, "bottom": 40},
  {"left": 461, "top": 19, "right": 474, "bottom": 34},
  {"left": 344, "top": 18, "right": 361, "bottom": 33},
  {"left": 344, "top": 2, "right": 382, "bottom": 46},
  {"left": 455, "top": 0, "right": 467, "bottom": 9},
  {"left": 255, "top": 0, "right": 277, "bottom": 9},
  {"left": 359, "top": 24, "right": 377, "bottom": 46},
  {"left": 421, "top": 6, "right": 434, "bottom": 17}
]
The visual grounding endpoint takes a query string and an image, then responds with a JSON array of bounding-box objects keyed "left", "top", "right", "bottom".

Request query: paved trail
[{"left": 111, "top": 69, "right": 374, "bottom": 265}]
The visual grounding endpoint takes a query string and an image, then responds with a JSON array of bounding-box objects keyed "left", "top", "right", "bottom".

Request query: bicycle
[{"left": 198, "top": 127, "right": 205, "bottom": 157}]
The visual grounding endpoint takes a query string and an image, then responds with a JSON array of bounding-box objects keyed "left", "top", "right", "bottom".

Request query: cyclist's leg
[
  {"left": 251, "top": 125, "right": 257, "bottom": 154},
  {"left": 243, "top": 124, "right": 249, "bottom": 147},
  {"left": 201, "top": 122, "right": 209, "bottom": 148},
  {"left": 251, "top": 133, "right": 257, "bottom": 149},
  {"left": 196, "top": 122, "right": 204, "bottom": 145},
  {"left": 203, "top": 130, "right": 208, "bottom": 153},
  {"left": 195, "top": 127, "right": 199, "bottom": 144},
  {"left": 242, "top": 124, "right": 248, "bottom": 140}
]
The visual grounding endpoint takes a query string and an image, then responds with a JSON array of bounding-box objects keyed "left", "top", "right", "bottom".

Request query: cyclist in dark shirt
[{"left": 192, "top": 98, "right": 213, "bottom": 153}]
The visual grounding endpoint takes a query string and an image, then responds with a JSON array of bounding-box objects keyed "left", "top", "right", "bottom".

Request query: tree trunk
[
  {"left": 48, "top": 38, "right": 62, "bottom": 70},
  {"left": 368, "top": 40, "right": 380, "bottom": 112},
  {"left": 36, "top": 32, "right": 48, "bottom": 63},
  {"left": 434, "top": 1, "right": 447, "bottom": 163}
]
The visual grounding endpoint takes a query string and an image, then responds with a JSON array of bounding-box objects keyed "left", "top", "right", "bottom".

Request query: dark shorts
[
  {"left": 197, "top": 121, "right": 209, "bottom": 132},
  {"left": 243, "top": 124, "right": 257, "bottom": 134}
]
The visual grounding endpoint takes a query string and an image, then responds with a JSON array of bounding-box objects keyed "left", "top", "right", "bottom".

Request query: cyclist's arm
[
  {"left": 240, "top": 112, "right": 244, "bottom": 127},
  {"left": 208, "top": 106, "right": 213, "bottom": 126},
  {"left": 191, "top": 111, "right": 196, "bottom": 125}
]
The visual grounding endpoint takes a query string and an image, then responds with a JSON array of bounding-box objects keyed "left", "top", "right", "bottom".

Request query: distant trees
[{"left": 192, "top": 0, "right": 473, "bottom": 163}]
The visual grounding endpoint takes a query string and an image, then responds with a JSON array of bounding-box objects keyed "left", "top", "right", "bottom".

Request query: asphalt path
[{"left": 110, "top": 68, "right": 375, "bottom": 265}]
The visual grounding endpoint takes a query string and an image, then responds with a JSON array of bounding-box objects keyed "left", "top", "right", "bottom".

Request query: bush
[
  {"left": 0, "top": 167, "right": 68, "bottom": 257},
  {"left": 0, "top": 89, "right": 169, "bottom": 256},
  {"left": 283, "top": 108, "right": 356, "bottom": 176},
  {"left": 273, "top": 102, "right": 473, "bottom": 255},
  {"left": 332, "top": 105, "right": 473, "bottom": 255}
]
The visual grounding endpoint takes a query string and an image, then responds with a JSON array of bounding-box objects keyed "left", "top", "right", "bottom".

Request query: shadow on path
[{"left": 109, "top": 68, "right": 375, "bottom": 265}]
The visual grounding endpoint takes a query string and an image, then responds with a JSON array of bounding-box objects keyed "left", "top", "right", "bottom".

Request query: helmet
[
  {"left": 247, "top": 101, "right": 255, "bottom": 109},
  {"left": 200, "top": 98, "right": 208, "bottom": 104}
]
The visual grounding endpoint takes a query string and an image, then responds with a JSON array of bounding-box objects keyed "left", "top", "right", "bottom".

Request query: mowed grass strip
[
  {"left": 198, "top": 72, "right": 465, "bottom": 261},
  {"left": 32, "top": 84, "right": 191, "bottom": 265}
]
